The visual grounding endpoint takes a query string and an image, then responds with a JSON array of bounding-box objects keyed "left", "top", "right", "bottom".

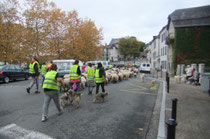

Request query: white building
[
  {"left": 107, "top": 38, "right": 124, "bottom": 62},
  {"left": 159, "top": 26, "right": 168, "bottom": 71},
  {"left": 146, "top": 26, "right": 169, "bottom": 73}
]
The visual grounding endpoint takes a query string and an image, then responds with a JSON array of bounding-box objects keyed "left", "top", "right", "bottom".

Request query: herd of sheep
[{"left": 59, "top": 67, "right": 140, "bottom": 92}]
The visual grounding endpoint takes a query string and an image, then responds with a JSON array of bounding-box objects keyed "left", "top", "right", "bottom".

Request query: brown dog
[
  {"left": 93, "top": 92, "right": 108, "bottom": 103},
  {"left": 60, "top": 92, "right": 70, "bottom": 107},
  {"left": 74, "top": 93, "right": 81, "bottom": 109},
  {"left": 67, "top": 89, "right": 81, "bottom": 108}
]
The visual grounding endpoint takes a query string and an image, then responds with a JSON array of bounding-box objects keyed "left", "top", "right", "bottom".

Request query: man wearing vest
[
  {"left": 42, "top": 64, "right": 63, "bottom": 122},
  {"left": 95, "top": 62, "right": 106, "bottom": 94},
  {"left": 69, "top": 60, "right": 81, "bottom": 92},
  {"left": 41, "top": 62, "right": 47, "bottom": 87},
  {"left": 26, "top": 56, "right": 40, "bottom": 94},
  {"left": 87, "top": 63, "right": 95, "bottom": 95}
]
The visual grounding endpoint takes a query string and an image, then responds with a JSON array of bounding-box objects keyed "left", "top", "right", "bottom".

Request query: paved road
[{"left": 0, "top": 76, "right": 159, "bottom": 139}]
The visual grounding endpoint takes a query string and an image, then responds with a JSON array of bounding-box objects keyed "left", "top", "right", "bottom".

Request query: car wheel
[
  {"left": 4, "top": 76, "right": 10, "bottom": 83},
  {"left": 25, "top": 74, "right": 29, "bottom": 80}
]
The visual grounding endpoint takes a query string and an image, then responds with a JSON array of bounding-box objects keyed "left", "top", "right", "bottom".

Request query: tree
[
  {"left": 0, "top": 0, "right": 21, "bottom": 64},
  {"left": 44, "top": 2, "right": 66, "bottom": 60},
  {"left": 118, "top": 37, "right": 143, "bottom": 60},
  {"left": 23, "top": 0, "right": 49, "bottom": 61}
]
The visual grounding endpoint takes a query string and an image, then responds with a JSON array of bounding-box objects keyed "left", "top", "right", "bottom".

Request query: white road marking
[{"left": 0, "top": 123, "right": 54, "bottom": 139}]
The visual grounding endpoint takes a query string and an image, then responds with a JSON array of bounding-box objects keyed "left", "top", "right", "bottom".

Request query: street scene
[
  {"left": 0, "top": 76, "right": 159, "bottom": 139},
  {"left": 1, "top": 0, "right": 210, "bottom": 139}
]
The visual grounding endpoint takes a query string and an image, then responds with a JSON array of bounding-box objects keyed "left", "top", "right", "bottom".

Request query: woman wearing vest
[
  {"left": 95, "top": 63, "right": 106, "bottom": 94},
  {"left": 26, "top": 56, "right": 40, "bottom": 94},
  {"left": 69, "top": 60, "right": 81, "bottom": 91},
  {"left": 41, "top": 62, "right": 47, "bottom": 87},
  {"left": 42, "top": 64, "right": 63, "bottom": 122},
  {"left": 87, "top": 63, "right": 95, "bottom": 95}
]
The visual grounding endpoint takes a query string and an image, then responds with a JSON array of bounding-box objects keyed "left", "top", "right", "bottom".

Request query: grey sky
[{"left": 43, "top": 0, "right": 210, "bottom": 44}]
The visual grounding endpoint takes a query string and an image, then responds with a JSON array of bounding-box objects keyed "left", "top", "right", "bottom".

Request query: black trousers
[{"left": 96, "top": 83, "right": 105, "bottom": 94}]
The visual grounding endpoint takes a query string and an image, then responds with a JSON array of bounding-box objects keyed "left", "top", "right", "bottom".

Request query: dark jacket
[
  {"left": 98, "top": 67, "right": 106, "bottom": 78},
  {"left": 77, "top": 66, "right": 81, "bottom": 75}
]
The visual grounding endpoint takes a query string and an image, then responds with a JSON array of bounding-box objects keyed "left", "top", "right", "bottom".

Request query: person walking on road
[
  {"left": 69, "top": 60, "right": 81, "bottom": 92},
  {"left": 41, "top": 62, "right": 47, "bottom": 87},
  {"left": 26, "top": 56, "right": 40, "bottom": 94},
  {"left": 42, "top": 64, "right": 63, "bottom": 122},
  {"left": 95, "top": 62, "right": 106, "bottom": 94},
  {"left": 87, "top": 63, "right": 95, "bottom": 95},
  {"left": 46, "top": 60, "right": 53, "bottom": 72}
]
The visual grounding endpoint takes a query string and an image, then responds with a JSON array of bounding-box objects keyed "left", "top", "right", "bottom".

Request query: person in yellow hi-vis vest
[
  {"left": 26, "top": 56, "right": 40, "bottom": 94},
  {"left": 42, "top": 64, "right": 63, "bottom": 122},
  {"left": 41, "top": 62, "right": 47, "bottom": 87},
  {"left": 95, "top": 62, "right": 106, "bottom": 94},
  {"left": 69, "top": 60, "right": 81, "bottom": 91},
  {"left": 87, "top": 63, "right": 95, "bottom": 95}
]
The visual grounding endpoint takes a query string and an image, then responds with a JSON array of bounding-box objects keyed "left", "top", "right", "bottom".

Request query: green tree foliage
[{"left": 118, "top": 37, "right": 144, "bottom": 60}]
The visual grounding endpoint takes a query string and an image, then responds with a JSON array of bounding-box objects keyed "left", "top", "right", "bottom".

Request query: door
[{"left": 14, "top": 65, "right": 25, "bottom": 79}]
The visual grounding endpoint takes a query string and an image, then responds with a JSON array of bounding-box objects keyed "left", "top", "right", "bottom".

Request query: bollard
[
  {"left": 208, "top": 77, "right": 210, "bottom": 97},
  {"left": 166, "top": 72, "right": 168, "bottom": 82},
  {"left": 166, "top": 119, "right": 177, "bottom": 139},
  {"left": 166, "top": 72, "right": 170, "bottom": 93},
  {"left": 171, "top": 98, "right": 178, "bottom": 120}
]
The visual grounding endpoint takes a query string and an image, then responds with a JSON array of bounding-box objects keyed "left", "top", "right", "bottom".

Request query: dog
[
  {"left": 67, "top": 89, "right": 81, "bottom": 109},
  {"left": 60, "top": 92, "right": 70, "bottom": 107},
  {"left": 93, "top": 92, "right": 108, "bottom": 103},
  {"left": 151, "top": 80, "right": 155, "bottom": 88},
  {"left": 74, "top": 93, "right": 81, "bottom": 109}
]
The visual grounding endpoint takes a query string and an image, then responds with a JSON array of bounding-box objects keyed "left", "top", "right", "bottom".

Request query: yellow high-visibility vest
[
  {"left": 29, "top": 61, "right": 40, "bottom": 74},
  {"left": 69, "top": 65, "right": 81, "bottom": 80},
  {"left": 43, "top": 70, "right": 59, "bottom": 90},
  {"left": 87, "top": 67, "right": 95, "bottom": 81},
  {"left": 95, "top": 69, "right": 104, "bottom": 83}
]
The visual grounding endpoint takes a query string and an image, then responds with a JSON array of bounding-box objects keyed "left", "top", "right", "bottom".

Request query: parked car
[
  {"left": 0, "top": 64, "right": 29, "bottom": 83},
  {"left": 139, "top": 63, "right": 151, "bottom": 73}
]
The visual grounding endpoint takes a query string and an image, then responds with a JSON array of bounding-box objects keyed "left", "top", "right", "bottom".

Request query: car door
[
  {"left": 5, "top": 65, "right": 16, "bottom": 80},
  {"left": 15, "top": 65, "right": 24, "bottom": 79}
]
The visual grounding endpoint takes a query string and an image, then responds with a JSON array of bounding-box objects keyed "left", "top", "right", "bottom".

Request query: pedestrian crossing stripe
[
  {"left": 0, "top": 123, "right": 54, "bottom": 139},
  {"left": 120, "top": 90, "right": 157, "bottom": 96},
  {"left": 129, "top": 83, "right": 148, "bottom": 90}
]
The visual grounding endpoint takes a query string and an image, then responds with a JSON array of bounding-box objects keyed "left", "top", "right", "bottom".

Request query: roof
[
  {"left": 168, "top": 5, "right": 210, "bottom": 28},
  {"left": 108, "top": 38, "right": 120, "bottom": 49}
]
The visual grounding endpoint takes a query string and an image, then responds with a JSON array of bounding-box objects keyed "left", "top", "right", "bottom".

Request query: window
[
  {"left": 163, "top": 47, "right": 164, "bottom": 56},
  {"left": 15, "top": 65, "right": 22, "bottom": 71},
  {"left": 165, "top": 46, "right": 167, "bottom": 55}
]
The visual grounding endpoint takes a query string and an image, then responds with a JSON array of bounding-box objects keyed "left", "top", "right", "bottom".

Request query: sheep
[
  {"left": 140, "top": 73, "right": 145, "bottom": 82},
  {"left": 111, "top": 73, "right": 119, "bottom": 83},
  {"left": 79, "top": 76, "right": 86, "bottom": 90}
]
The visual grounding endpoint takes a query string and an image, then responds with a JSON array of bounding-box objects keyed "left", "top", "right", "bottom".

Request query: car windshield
[{"left": 0, "top": 65, "right": 4, "bottom": 70}]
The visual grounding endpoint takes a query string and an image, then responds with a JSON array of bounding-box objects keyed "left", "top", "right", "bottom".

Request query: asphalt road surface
[{"left": 0, "top": 76, "right": 159, "bottom": 139}]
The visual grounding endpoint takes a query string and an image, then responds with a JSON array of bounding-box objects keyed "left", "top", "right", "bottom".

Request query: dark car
[{"left": 0, "top": 64, "right": 29, "bottom": 83}]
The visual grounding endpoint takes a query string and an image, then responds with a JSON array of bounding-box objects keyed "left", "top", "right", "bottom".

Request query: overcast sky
[{"left": 44, "top": 0, "right": 210, "bottom": 44}]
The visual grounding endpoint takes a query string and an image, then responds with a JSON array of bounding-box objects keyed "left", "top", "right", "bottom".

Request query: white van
[
  {"left": 86, "top": 61, "right": 109, "bottom": 70},
  {"left": 52, "top": 59, "right": 83, "bottom": 77},
  {"left": 139, "top": 63, "right": 151, "bottom": 73}
]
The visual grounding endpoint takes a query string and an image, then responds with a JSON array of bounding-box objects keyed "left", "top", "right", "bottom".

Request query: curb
[{"left": 145, "top": 77, "right": 166, "bottom": 139}]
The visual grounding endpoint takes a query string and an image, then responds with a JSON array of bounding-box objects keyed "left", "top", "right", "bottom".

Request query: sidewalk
[
  {"left": 165, "top": 78, "right": 210, "bottom": 139},
  {"left": 146, "top": 76, "right": 210, "bottom": 139}
]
